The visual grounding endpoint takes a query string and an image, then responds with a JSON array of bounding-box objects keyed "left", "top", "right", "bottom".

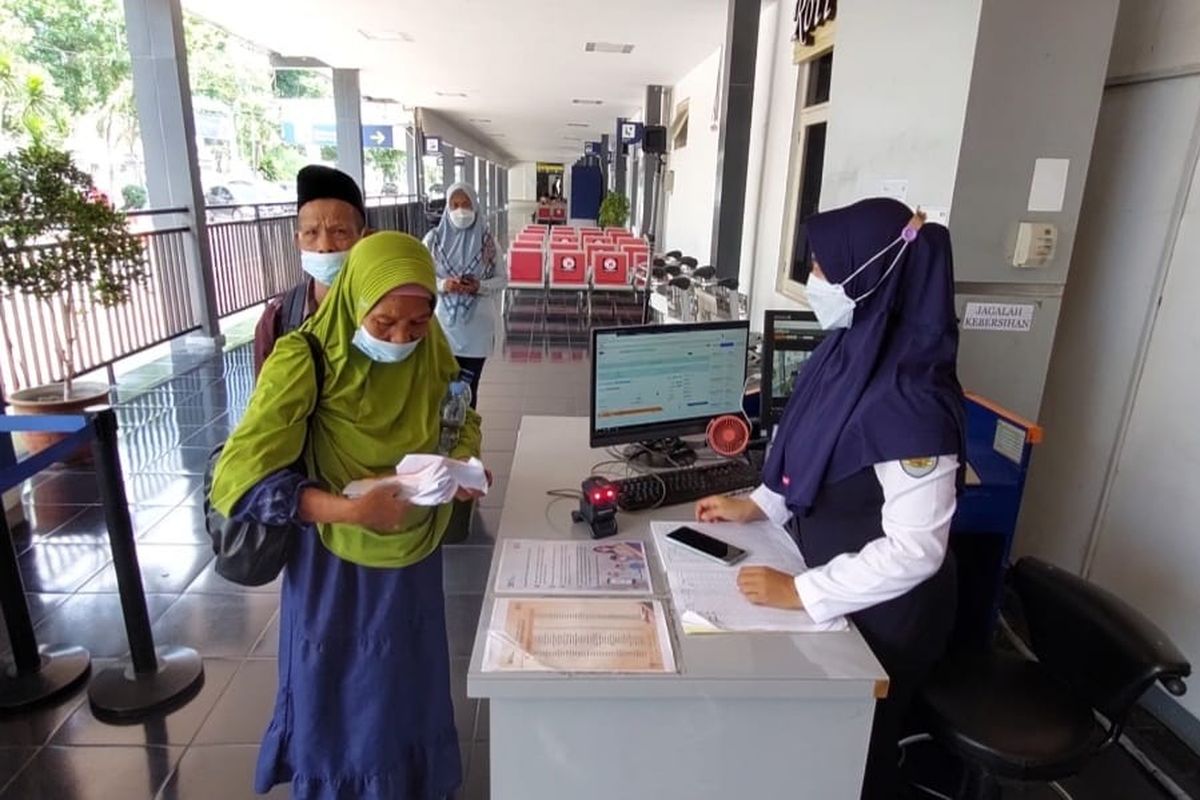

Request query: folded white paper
[{"left": 342, "top": 455, "right": 489, "bottom": 506}]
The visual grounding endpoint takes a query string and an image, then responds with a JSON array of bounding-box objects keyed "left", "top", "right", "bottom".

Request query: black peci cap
[{"left": 296, "top": 165, "right": 366, "bottom": 221}]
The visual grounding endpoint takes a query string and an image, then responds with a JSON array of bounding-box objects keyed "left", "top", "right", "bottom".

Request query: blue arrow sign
[{"left": 362, "top": 125, "right": 394, "bottom": 149}]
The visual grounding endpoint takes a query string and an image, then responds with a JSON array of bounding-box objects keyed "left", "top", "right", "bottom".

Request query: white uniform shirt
[{"left": 749, "top": 454, "right": 958, "bottom": 625}]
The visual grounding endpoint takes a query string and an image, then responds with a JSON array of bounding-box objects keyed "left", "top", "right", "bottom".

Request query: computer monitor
[
  {"left": 590, "top": 321, "right": 751, "bottom": 453},
  {"left": 761, "top": 310, "right": 828, "bottom": 430}
]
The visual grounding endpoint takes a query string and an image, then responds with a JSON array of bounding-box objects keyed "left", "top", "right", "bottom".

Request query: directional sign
[
  {"left": 362, "top": 125, "right": 394, "bottom": 148},
  {"left": 424, "top": 136, "right": 442, "bottom": 154},
  {"left": 621, "top": 121, "right": 643, "bottom": 145},
  {"left": 312, "top": 123, "right": 338, "bottom": 146}
]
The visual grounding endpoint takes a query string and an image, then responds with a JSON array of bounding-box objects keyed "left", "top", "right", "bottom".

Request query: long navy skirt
[{"left": 255, "top": 529, "right": 462, "bottom": 799}]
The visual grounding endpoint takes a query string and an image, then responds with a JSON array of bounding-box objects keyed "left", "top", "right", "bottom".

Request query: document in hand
[
  {"left": 342, "top": 455, "right": 489, "bottom": 506},
  {"left": 651, "top": 521, "right": 849, "bottom": 634}
]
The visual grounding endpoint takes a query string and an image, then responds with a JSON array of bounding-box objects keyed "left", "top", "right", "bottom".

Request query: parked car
[{"left": 204, "top": 179, "right": 292, "bottom": 222}]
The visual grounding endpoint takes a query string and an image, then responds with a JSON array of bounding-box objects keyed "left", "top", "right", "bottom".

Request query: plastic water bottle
[{"left": 438, "top": 370, "right": 474, "bottom": 454}]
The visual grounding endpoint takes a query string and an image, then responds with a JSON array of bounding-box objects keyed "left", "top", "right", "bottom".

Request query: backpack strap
[{"left": 280, "top": 280, "right": 312, "bottom": 336}]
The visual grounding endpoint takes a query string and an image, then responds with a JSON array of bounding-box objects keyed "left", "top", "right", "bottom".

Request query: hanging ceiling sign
[
  {"left": 424, "top": 136, "right": 442, "bottom": 155},
  {"left": 793, "top": 0, "right": 837, "bottom": 44},
  {"left": 621, "top": 121, "right": 643, "bottom": 145}
]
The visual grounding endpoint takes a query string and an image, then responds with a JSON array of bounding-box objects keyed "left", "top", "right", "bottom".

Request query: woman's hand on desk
[
  {"left": 695, "top": 495, "right": 766, "bottom": 524},
  {"left": 737, "top": 566, "right": 804, "bottom": 610},
  {"left": 351, "top": 484, "right": 411, "bottom": 533}
]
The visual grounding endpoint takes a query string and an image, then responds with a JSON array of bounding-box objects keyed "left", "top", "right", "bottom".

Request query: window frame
[{"left": 776, "top": 34, "right": 835, "bottom": 304}]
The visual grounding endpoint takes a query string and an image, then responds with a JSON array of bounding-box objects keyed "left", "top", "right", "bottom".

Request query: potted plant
[
  {"left": 598, "top": 191, "right": 630, "bottom": 229},
  {"left": 0, "top": 144, "right": 148, "bottom": 456}
]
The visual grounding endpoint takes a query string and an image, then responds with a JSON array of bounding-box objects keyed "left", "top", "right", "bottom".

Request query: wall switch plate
[{"left": 1013, "top": 222, "right": 1058, "bottom": 267}]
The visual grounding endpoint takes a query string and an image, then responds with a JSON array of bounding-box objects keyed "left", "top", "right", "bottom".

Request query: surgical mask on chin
[
  {"left": 805, "top": 221, "right": 921, "bottom": 331},
  {"left": 806, "top": 275, "right": 857, "bottom": 330},
  {"left": 300, "top": 249, "right": 349, "bottom": 285},
  {"left": 353, "top": 327, "right": 422, "bottom": 363},
  {"left": 448, "top": 209, "right": 476, "bottom": 230}
]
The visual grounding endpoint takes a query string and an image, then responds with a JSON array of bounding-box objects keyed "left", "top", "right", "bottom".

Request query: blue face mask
[
  {"left": 352, "top": 326, "right": 422, "bottom": 363},
  {"left": 300, "top": 249, "right": 349, "bottom": 285}
]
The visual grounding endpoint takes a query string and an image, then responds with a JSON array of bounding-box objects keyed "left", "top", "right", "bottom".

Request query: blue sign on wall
[
  {"left": 312, "top": 124, "right": 338, "bottom": 146},
  {"left": 280, "top": 121, "right": 298, "bottom": 145},
  {"left": 362, "top": 125, "right": 394, "bottom": 149}
]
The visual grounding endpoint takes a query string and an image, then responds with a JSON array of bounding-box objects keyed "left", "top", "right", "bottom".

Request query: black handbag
[{"left": 202, "top": 332, "right": 325, "bottom": 586}]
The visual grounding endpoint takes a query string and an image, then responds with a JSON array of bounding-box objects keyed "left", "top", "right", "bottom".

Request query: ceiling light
[
  {"left": 566, "top": 122, "right": 590, "bottom": 128},
  {"left": 563, "top": 136, "right": 584, "bottom": 141},
  {"left": 469, "top": 118, "right": 493, "bottom": 124},
  {"left": 572, "top": 99, "right": 604, "bottom": 106},
  {"left": 436, "top": 91, "right": 469, "bottom": 98},
  {"left": 586, "top": 42, "right": 635, "bottom": 54},
  {"left": 359, "top": 29, "right": 413, "bottom": 43}
]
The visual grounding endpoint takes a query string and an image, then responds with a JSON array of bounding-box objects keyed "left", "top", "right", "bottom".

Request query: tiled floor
[{"left": 0, "top": 292, "right": 1193, "bottom": 799}]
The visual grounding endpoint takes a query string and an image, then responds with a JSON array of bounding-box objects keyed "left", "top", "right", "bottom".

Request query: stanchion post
[
  {"left": 89, "top": 407, "right": 158, "bottom": 674},
  {"left": 86, "top": 407, "right": 204, "bottom": 720}
]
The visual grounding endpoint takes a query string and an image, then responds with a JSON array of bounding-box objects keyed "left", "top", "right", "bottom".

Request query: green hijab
[{"left": 210, "top": 231, "right": 482, "bottom": 568}]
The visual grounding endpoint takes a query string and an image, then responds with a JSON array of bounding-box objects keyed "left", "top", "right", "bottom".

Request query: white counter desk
[{"left": 467, "top": 416, "right": 888, "bottom": 799}]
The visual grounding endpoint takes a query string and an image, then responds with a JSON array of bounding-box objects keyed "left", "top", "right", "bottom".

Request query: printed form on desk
[{"left": 651, "top": 521, "right": 849, "bottom": 634}]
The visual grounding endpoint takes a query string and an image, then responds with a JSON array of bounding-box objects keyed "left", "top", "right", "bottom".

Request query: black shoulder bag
[{"left": 203, "top": 331, "right": 325, "bottom": 586}]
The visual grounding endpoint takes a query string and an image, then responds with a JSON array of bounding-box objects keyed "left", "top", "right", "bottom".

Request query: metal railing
[
  {"left": 0, "top": 209, "right": 201, "bottom": 393},
  {"left": 0, "top": 197, "right": 426, "bottom": 393}
]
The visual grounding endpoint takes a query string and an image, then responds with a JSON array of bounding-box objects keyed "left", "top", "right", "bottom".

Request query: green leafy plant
[
  {"left": 0, "top": 144, "right": 149, "bottom": 397},
  {"left": 120, "top": 183, "right": 146, "bottom": 210},
  {"left": 598, "top": 191, "right": 630, "bottom": 229}
]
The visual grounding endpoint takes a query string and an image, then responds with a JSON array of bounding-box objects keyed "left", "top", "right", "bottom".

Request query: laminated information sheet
[
  {"left": 482, "top": 598, "right": 676, "bottom": 673},
  {"left": 494, "top": 539, "right": 653, "bottom": 595},
  {"left": 651, "top": 521, "right": 849, "bottom": 634}
]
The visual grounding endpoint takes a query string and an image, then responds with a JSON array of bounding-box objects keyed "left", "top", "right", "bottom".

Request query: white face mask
[
  {"left": 806, "top": 274, "right": 857, "bottom": 330},
  {"left": 300, "top": 249, "right": 349, "bottom": 285},
  {"left": 352, "top": 326, "right": 422, "bottom": 363},
  {"left": 448, "top": 209, "right": 476, "bottom": 230},
  {"left": 805, "top": 224, "right": 918, "bottom": 330}
]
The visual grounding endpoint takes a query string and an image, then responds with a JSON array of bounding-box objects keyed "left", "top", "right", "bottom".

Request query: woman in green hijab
[{"left": 210, "top": 231, "right": 483, "bottom": 799}]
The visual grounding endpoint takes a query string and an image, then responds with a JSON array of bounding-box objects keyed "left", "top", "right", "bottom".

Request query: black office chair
[
  {"left": 919, "top": 557, "right": 1190, "bottom": 800},
  {"left": 668, "top": 276, "right": 692, "bottom": 290},
  {"left": 679, "top": 256, "right": 699, "bottom": 271},
  {"left": 665, "top": 249, "right": 683, "bottom": 260},
  {"left": 692, "top": 265, "right": 717, "bottom": 281},
  {"left": 664, "top": 264, "right": 683, "bottom": 278}
]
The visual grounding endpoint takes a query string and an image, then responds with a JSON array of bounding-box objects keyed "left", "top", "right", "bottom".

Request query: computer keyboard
[{"left": 614, "top": 459, "right": 761, "bottom": 511}]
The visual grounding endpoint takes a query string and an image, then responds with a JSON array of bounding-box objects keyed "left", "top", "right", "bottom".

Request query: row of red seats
[{"left": 508, "top": 225, "right": 650, "bottom": 289}]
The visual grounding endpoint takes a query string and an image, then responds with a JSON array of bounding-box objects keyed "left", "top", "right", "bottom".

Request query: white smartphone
[{"left": 666, "top": 526, "right": 748, "bottom": 567}]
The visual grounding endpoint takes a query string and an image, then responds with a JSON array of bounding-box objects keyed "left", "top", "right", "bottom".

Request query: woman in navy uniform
[{"left": 697, "top": 198, "right": 964, "bottom": 799}]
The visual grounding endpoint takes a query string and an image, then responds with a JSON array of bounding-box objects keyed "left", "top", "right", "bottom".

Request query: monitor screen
[
  {"left": 761, "top": 310, "right": 828, "bottom": 429},
  {"left": 590, "top": 321, "right": 750, "bottom": 447}
]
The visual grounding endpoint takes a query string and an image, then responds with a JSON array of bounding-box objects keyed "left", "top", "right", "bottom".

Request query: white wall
[
  {"left": 508, "top": 162, "right": 538, "bottom": 202},
  {"left": 819, "top": 0, "right": 981, "bottom": 212},
  {"left": 746, "top": 0, "right": 805, "bottom": 327},
  {"left": 1107, "top": 0, "right": 1200, "bottom": 79},
  {"left": 1017, "top": 0, "right": 1200, "bottom": 726},
  {"left": 661, "top": 47, "right": 723, "bottom": 262}
]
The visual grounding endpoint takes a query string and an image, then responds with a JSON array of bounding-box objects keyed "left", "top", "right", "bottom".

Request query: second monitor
[{"left": 591, "top": 321, "right": 750, "bottom": 467}]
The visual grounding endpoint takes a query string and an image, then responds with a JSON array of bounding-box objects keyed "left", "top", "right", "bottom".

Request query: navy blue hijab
[{"left": 763, "top": 198, "right": 965, "bottom": 515}]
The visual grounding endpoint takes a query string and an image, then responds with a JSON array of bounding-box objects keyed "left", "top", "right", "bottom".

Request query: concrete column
[
  {"left": 599, "top": 133, "right": 611, "bottom": 193},
  {"left": 463, "top": 156, "right": 476, "bottom": 188},
  {"left": 498, "top": 167, "right": 509, "bottom": 247},
  {"left": 477, "top": 160, "right": 490, "bottom": 218},
  {"left": 123, "top": 0, "right": 221, "bottom": 343},
  {"left": 614, "top": 119, "right": 627, "bottom": 197},
  {"left": 440, "top": 144, "right": 456, "bottom": 192},
  {"left": 710, "top": 0, "right": 761, "bottom": 278},
  {"left": 405, "top": 128, "right": 420, "bottom": 197},
  {"left": 333, "top": 69, "right": 365, "bottom": 190},
  {"left": 641, "top": 85, "right": 667, "bottom": 242}
]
